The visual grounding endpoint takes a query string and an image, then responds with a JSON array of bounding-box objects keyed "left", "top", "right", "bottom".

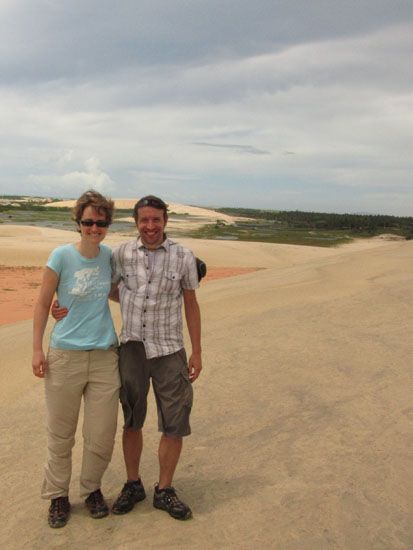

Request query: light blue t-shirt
[{"left": 47, "top": 243, "right": 117, "bottom": 350}]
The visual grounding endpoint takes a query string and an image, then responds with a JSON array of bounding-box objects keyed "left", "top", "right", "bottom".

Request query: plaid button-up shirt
[{"left": 111, "top": 237, "right": 199, "bottom": 359}]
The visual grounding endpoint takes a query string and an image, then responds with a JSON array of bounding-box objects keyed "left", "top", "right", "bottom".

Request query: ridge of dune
[{"left": 45, "top": 199, "right": 238, "bottom": 223}]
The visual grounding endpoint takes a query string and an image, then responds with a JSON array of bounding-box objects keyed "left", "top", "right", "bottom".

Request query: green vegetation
[
  {"left": 0, "top": 195, "right": 63, "bottom": 204},
  {"left": 0, "top": 195, "right": 28, "bottom": 200},
  {"left": 0, "top": 205, "right": 71, "bottom": 223},
  {"left": 0, "top": 204, "right": 136, "bottom": 233},
  {"left": 0, "top": 203, "right": 71, "bottom": 214},
  {"left": 190, "top": 221, "right": 353, "bottom": 247},
  {"left": 1, "top": 199, "right": 411, "bottom": 247},
  {"left": 189, "top": 208, "right": 413, "bottom": 247},
  {"left": 214, "top": 208, "right": 413, "bottom": 239}
]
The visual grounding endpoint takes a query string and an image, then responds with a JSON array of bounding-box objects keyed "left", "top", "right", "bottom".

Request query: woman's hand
[
  {"left": 32, "top": 350, "right": 47, "bottom": 378},
  {"left": 32, "top": 266, "right": 59, "bottom": 377}
]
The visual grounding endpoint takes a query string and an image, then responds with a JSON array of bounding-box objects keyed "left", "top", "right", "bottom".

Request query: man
[{"left": 109, "top": 195, "right": 202, "bottom": 520}]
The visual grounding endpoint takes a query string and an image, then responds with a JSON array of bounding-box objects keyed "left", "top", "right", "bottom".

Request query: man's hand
[
  {"left": 51, "top": 300, "right": 68, "bottom": 321},
  {"left": 32, "top": 350, "right": 47, "bottom": 378},
  {"left": 188, "top": 351, "right": 202, "bottom": 383},
  {"left": 183, "top": 289, "right": 202, "bottom": 382}
]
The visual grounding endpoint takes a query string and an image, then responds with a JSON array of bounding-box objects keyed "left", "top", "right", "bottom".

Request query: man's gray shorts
[{"left": 119, "top": 341, "right": 193, "bottom": 437}]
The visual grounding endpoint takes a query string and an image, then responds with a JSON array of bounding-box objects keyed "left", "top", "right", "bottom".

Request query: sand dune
[
  {"left": 45, "top": 199, "right": 239, "bottom": 223},
  {"left": 0, "top": 226, "right": 412, "bottom": 548}
]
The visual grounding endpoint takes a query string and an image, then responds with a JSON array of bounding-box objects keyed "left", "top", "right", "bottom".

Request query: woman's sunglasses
[{"left": 80, "top": 219, "right": 110, "bottom": 228}]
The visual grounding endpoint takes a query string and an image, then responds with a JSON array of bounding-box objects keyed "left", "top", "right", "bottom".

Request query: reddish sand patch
[
  {"left": 203, "top": 266, "right": 262, "bottom": 282},
  {"left": 0, "top": 266, "right": 44, "bottom": 325},
  {"left": 0, "top": 265, "right": 262, "bottom": 325}
]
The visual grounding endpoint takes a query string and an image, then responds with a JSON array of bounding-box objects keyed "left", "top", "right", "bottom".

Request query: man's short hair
[{"left": 133, "top": 195, "right": 168, "bottom": 221}]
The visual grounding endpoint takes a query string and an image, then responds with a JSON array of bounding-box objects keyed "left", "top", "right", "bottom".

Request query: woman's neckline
[{"left": 72, "top": 243, "right": 102, "bottom": 260}]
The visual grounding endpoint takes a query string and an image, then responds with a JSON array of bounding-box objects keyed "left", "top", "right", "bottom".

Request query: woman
[{"left": 32, "top": 190, "right": 120, "bottom": 528}]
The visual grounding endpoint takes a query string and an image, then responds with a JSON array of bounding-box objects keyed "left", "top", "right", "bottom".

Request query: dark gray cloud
[
  {"left": 1, "top": 0, "right": 412, "bottom": 84},
  {"left": 193, "top": 142, "right": 270, "bottom": 155}
]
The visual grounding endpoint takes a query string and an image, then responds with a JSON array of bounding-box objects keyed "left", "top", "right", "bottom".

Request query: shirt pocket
[
  {"left": 162, "top": 271, "right": 182, "bottom": 293},
  {"left": 123, "top": 268, "right": 139, "bottom": 290}
]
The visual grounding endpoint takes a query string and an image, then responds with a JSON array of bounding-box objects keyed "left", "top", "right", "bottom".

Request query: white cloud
[
  {"left": 0, "top": 4, "right": 412, "bottom": 215},
  {"left": 26, "top": 156, "right": 116, "bottom": 197}
]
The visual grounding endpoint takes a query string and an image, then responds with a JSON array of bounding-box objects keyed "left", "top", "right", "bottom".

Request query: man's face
[{"left": 136, "top": 206, "right": 167, "bottom": 249}]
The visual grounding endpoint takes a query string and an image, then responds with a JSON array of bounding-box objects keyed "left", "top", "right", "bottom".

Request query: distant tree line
[
  {"left": 0, "top": 203, "right": 71, "bottom": 212},
  {"left": 216, "top": 208, "right": 413, "bottom": 238},
  {"left": 0, "top": 195, "right": 62, "bottom": 202}
]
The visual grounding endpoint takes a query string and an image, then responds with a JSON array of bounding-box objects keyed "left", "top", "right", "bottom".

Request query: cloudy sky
[{"left": 1, "top": 1, "right": 412, "bottom": 215}]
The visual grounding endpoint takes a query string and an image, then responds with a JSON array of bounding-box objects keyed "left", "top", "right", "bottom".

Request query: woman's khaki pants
[{"left": 41, "top": 348, "right": 120, "bottom": 500}]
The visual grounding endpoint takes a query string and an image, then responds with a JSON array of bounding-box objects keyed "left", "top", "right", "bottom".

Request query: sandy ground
[
  {"left": 0, "top": 265, "right": 261, "bottom": 325},
  {"left": 0, "top": 226, "right": 412, "bottom": 549}
]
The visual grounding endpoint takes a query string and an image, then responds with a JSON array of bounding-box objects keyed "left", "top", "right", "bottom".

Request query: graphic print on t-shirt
[{"left": 70, "top": 267, "right": 108, "bottom": 300}]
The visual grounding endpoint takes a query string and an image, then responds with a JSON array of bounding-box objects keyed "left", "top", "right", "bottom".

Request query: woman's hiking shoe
[
  {"left": 153, "top": 485, "right": 192, "bottom": 520},
  {"left": 85, "top": 489, "right": 109, "bottom": 519},
  {"left": 48, "top": 496, "right": 71, "bottom": 528},
  {"left": 111, "top": 479, "right": 146, "bottom": 514}
]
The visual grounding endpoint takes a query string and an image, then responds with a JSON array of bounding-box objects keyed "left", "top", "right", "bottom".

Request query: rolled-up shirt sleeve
[
  {"left": 111, "top": 246, "right": 122, "bottom": 285},
  {"left": 181, "top": 251, "right": 199, "bottom": 290}
]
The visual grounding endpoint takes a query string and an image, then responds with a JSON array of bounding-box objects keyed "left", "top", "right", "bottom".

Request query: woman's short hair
[{"left": 72, "top": 190, "right": 115, "bottom": 224}]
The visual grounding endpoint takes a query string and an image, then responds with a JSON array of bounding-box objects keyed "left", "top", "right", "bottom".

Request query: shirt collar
[{"left": 137, "top": 235, "right": 170, "bottom": 251}]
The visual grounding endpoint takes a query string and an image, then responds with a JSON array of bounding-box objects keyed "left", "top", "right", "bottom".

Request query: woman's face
[{"left": 78, "top": 206, "right": 109, "bottom": 245}]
